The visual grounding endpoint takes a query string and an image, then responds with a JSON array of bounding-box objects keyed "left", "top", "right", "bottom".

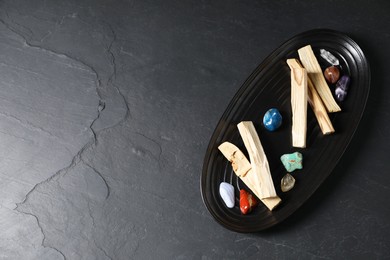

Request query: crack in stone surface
[
  {"left": 0, "top": 17, "right": 113, "bottom": 184},
  {"left": 93, "top": 240, "right": 114, "bottom": 260},
  {"left": 0, "top": 10, "right": 143, "bottom": 258},
  {"left": 106, "top": 22, "right": 117, "bottom": 85},
  {"left": 14, "top": 137, "right": 109, "bottom": 258},
  {"left": 15, "top": 210, "right": 67, "bottom": 260},
  {"left": 81, "top": 158, "right": 111, "bottom": 199},
  {"left": 0, "top": 15, "right": 117, "bottom": 259},
  {"left": 0, "top": 110, "right": 61, "bottom": 141}
]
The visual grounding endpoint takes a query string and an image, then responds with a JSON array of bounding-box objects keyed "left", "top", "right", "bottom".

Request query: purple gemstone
[{"left": 335, "top": 75, "right": 350, "bottom": 102}]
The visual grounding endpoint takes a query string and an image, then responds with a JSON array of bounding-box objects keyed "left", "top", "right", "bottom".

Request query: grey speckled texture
[{"left": 0, "top": 0, "right": 389, "bottom": 259}]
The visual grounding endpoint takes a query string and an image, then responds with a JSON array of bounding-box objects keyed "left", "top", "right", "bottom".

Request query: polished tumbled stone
[
  {"left": 239, "top": 189, "right": 258, "bottom": 214},
  {"left": 324, "top": 66, "right": 340, "bottom": 84},
  {"left": 280, "top": 152, "right": 303, "bottom": 172},
  {"left": 263, "top": 108, "right": 282, "bottom": 131},
  {"left": 219, "top": 182, "right": 235, "bottom": 208}
]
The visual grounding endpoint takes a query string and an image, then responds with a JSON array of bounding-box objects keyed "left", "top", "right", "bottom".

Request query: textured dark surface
[{"left": 0, "top": 0, "right": 389, "bottom": 259}]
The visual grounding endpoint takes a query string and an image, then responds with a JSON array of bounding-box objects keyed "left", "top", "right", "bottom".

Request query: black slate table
[{"left": 0, "top": 0, "right": 389, "bottom": 259}]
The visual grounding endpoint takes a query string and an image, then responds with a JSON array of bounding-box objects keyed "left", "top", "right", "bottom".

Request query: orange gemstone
[{"left": 239, "top": 189, "right": 258, "bottom": 214}]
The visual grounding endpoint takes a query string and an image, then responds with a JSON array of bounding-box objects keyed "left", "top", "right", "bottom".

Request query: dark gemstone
[{"left": 324, "top": 66, "right": 340, "bottom": 84}]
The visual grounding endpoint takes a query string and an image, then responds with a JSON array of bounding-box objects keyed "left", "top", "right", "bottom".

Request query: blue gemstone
[{"left": 263, "top": 108, "right": 282, "bottom": 131}]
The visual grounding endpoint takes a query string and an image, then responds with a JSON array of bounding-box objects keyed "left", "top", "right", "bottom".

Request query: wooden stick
[
  {"left": 218, "top": 141, "right": 281, "bottom": 211},
  {"left": 287, "top": 59, "right": 335, "bottom": 135},
  {"left": 237, "top": 122, "right": 272, "bottom": 199},
  {"left": 298, "top": 45, "right": 341, "bottom": 113},
  {"left": 218, "top": 142, "right": 251, "bottom": 177},
  {"left": 290, "top": 66, "right": 308, "bottom": 148},
  {"left": 307, "top": 79, "right": 335, "bottom": 134}
]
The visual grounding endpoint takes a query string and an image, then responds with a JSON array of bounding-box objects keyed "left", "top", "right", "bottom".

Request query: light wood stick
[
  {"left": 287, "top": 59, "right": 335, "bottom": 135},
  {"left": 218, "top": 142, "right": 251, "bottom": 177},
  {"left": 237, "top": 121, "right": 281, "bottom": 211},
  {"left": 298, "top": 45, "right": 341, "bottom": 113},
  {"left": 290, "top": 66, "right": 307, "bottom": 148},
  {"left": 218, "top": 141, "right": 281, "bottom": 211}
]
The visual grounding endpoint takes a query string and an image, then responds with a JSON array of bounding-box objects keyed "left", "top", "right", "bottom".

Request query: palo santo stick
[
  {"left": 307, "top": 80, "right": 335, "bottom": 134},
  {"left": 236, "top": 122, "right": 281, "bottom": 210},
  {"left": 287, "top": 59, "right": 335, "bottom": 135},
  {"left": 218, "top": 142, "right": 251, "bottom": 177},
  {"left": 237, "top": 122, "right": 271, "bottom": 199},
  {"left": 298, "top": 45, "right": 341, "bottom": 113},
  {"left": 290, "top": 66, "right": 308, "bottom": 148},
  {"left": 218, "top": 142, "right": 281, "bottom": 211}
]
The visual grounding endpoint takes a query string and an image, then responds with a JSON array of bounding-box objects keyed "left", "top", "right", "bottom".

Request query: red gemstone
[{"left": 239, "top": 189, "right": 258, "bottom": 214}]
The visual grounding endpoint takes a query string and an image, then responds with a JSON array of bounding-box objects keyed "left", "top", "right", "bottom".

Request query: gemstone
[
  {"left": 263, "top": 108, "right": 282, "bottom": 131},
  {"left": 324, "top": 66, "right": 340, "bottom": 84},
  {"left": 219, "top": 182, "right": 235, "bottom": 208},
  {"left": 320, "top": 49, "right": 340, "bottom": 66},
  {"left": 280, "top": 152, "right": 303, "bottom": 172},
  {"left": 239, "top": 189, "right": 258, "bottom": 214},
  {"left": 335, "top": 75, "right": 350, "bottom": 102},
  {"left": 281, "top": 173, "right": 296, "bottom": 192}
]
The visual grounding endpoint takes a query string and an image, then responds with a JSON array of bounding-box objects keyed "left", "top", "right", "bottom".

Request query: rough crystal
[
  {"left": 281, "top": 173, "right": 295, "bottom": 192},
  {"left": 335, "top": 75, "right": 350, "bottom": 102},
  {"left": 280, "top": 152, "right": 303, "bottom": 172},
  {"left": 320, "top": 49, "right": 339, "bottom": 66}
]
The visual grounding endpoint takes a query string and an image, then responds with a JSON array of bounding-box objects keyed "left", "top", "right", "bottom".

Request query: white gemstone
[
  {"left": 320, "top": 49, "right": 339, "bottom": 66},
  {"left": 219, "top": 182, "right": 235, "bottom": 208},
  {"left": 281, "top": 173, "right": 296, "bottom": 192}
]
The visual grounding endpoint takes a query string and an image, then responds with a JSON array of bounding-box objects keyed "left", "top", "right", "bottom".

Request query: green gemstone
[{"left": 280, "top": 152, "right": 303, "bottom": 172}]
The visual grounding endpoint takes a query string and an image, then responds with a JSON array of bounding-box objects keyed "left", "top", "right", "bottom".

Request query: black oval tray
[{"left": 200, "top": 29, "right": 370, "bottom": 233}]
